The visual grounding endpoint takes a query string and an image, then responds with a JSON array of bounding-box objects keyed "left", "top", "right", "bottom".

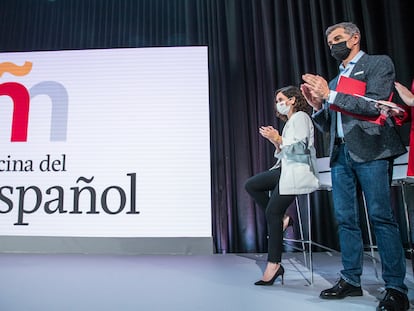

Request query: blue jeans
[{"left": 331, "top": 144, "right": 407, "bottom": 293}]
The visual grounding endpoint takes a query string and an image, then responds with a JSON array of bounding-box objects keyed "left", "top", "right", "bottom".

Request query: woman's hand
[
  {"left": 259, "top": 126, "right": 281, "bottom": 146},
  {"left": 395, "top": 82, "right": 414, "bottom": 107}
]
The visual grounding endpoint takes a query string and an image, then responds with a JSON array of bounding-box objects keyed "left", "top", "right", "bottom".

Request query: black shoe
[
  {"left": 320, "top": 278, "right": 363, "bottom": 299},
  {"left": 376, "top": 288, "right": 409, "bottom": 311},
  {"left": 254, "top": 265, "right": 285, "bottom": 286}
]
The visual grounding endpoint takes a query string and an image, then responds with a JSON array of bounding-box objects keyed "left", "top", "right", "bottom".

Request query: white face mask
[{"left": 276, "top": 101, "right": 291, "bottom": 115}]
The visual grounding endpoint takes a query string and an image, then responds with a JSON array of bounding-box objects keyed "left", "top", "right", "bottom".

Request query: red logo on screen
[{"left": 0, "top": 61, "right": 68, "bottom": 142}]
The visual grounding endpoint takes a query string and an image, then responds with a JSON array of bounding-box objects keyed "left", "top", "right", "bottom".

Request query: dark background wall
[{"left": 1, "top": 0, "right": 413, "bottom": 254}]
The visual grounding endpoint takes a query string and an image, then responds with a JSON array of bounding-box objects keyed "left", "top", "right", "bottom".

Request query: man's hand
[
  {"left": 300, "top": 84, "right": 323, "bottom": 111},
  {"left": 376, "top": 100, "right": 405, "bottom": 117},
  {"left": 301, "top": 74, "right": 330, "bottom": 111}
]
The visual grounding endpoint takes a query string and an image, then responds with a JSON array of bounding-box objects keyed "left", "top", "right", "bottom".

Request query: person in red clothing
[{"left": 378, "top": 81, "right": 414, "bottom": 176}]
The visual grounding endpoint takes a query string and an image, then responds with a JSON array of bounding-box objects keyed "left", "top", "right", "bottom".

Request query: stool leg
[
  {"left": 400, "top": 183, "right": 414, "bottom": 275},
  {"left": 296, "top": 196, "right": 307, "bottom": 269},
  {"left": 362, "top": 193, "right": 379, "bottom": 279},
  {"left": 285, "top": 192, "right": 338, "bottom": 285},
  {"left": 306, "top": 193, "right": 313, "bottom": 284}
]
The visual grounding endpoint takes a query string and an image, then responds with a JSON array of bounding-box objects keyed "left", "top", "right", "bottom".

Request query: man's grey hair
[{"left": 325, "top": 22, "right": 361, "bottom": 37}]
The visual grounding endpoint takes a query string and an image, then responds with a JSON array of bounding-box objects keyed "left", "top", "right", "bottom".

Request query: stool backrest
[
  {"left": 317, "top": 147, "right": 411, "bottom": 189},
  {"left": 316, "top": 157, "right": 332, "bottom": 190},
  {"left": 392, "top": 146, "right": 410, "bottom": 183}
]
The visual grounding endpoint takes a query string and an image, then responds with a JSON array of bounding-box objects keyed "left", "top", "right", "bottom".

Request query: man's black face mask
[{"left": 331, "top": 41, "right": 351, "bottom": 61}]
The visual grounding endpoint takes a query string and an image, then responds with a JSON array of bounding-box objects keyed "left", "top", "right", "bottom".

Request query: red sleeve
[
  {"left": 393, "top": 105, "right": 410, "bottom": 126},
  {"left": 408, "top": 107, "right": 414, "bottom": 176}
]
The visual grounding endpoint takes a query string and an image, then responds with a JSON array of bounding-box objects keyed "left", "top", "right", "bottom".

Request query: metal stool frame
[{"left": 283, "top": 156, "right": 381, "bottom": 284}]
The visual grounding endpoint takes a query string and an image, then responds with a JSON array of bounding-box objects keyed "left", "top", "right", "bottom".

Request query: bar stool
[
  {"left": 360, "top": 147, "right": 413, "bottom": 278},
  {"left": 284, "top": 156, "right": 379, "bottom": 284},
  {"left": 391, "top": 147, "right": 414, "bottom": 273},
  {"left": 323, "top": 157, "right": 380, "bottom": 278},
  {"left": 283, "top": 157, "right": 337, "bottom": 285},
  {"left": 320, "top": 157, "right": 381, "bottom": 278}
]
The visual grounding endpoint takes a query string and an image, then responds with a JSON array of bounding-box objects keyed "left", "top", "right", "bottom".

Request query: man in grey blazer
[{"left": 302, "top": 22, "right": 409, "bottom": 311}]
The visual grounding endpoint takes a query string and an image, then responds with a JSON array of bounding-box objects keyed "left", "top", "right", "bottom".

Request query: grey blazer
[{"left": 313, "top": 53, "right": 406, "bottom": 164}]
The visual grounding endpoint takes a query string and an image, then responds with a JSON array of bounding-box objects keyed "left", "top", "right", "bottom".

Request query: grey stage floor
[{"left": 0, "top": 251, "right": 413, "bottom": 311}]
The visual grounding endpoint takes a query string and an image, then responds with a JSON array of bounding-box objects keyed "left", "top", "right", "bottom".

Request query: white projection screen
[{"left": 0, "top": 46, "right": 212, "bottom": 254}]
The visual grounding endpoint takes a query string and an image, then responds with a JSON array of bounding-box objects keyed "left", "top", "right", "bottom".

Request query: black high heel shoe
[{"left": 254, "top": 265, "right": 285, "bottom": 286}]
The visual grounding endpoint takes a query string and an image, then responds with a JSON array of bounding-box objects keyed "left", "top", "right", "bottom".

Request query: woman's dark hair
[{"left": 274, "top": 85, "right": 311, "bottom": 121}]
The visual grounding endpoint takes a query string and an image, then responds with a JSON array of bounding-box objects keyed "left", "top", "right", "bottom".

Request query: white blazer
[{"left": 276, "top": 111, "right": 319, "bottom": 195}]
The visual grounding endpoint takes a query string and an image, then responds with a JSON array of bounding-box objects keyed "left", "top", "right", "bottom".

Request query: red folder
[
  {"left": 329, "top": 75, "right": 390, "bottom": 125},
  {"left": 336, "top": 75, "right": 366, "bottom": 96}
]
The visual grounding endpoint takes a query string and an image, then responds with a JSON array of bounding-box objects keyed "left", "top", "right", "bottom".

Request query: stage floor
[{"left": 0, "top": 251, "right": 413, "bottom": 310}]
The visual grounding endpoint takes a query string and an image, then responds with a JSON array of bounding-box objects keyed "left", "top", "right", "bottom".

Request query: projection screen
[{"left": 0, "top": 46, "right": 212, "bottom": 254}]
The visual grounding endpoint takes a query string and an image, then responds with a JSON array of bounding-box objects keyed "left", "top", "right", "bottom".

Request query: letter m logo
[{"left": 0, "top": 61, "right": 68, "bottom": 142}]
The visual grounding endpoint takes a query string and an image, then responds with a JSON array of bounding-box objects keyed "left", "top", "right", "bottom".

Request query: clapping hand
[
  {"left": 301, "top": 74, "right": 330, "bottom": 110},
  {"left": 259, "top": 126, "right": 281, "bottom": 146}
]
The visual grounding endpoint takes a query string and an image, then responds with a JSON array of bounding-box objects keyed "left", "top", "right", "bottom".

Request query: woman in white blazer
[{"left": 245, "top": 85, "right": 319, "bottom": 286}]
